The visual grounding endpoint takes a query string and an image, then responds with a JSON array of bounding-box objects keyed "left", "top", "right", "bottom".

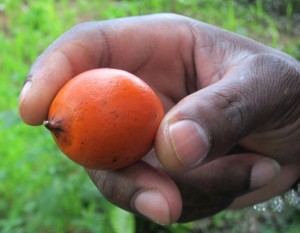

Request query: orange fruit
[{"left": 44, "top": 68, "right": 164, "bottom": 170}]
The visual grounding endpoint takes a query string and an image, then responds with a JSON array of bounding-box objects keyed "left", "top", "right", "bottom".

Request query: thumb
[{"left": 155, "top": 54, "right": 298, "bottom": 171}]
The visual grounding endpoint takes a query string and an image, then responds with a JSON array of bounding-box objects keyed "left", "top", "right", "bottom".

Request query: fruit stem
[
  {"left": 43, "top": 120, "right": 63, "bottom": 138},
  {"left": 43, "top": 120, "right": 51, "bottom": 130}
]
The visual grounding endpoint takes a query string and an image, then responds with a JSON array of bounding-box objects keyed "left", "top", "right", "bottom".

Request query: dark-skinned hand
[{"left": 19, "top": 14, "right": 300, "bottom": 225}]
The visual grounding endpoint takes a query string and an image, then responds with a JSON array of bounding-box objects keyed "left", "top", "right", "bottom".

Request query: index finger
[
  {"left": 19, "top": 21, "right": 104, "bottom": 125},
  {"left": 18, "top": 14, "right": 193, "bottom": 125}
]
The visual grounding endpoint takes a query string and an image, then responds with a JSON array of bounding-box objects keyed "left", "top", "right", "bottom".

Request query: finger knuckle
[{"left": 210, "top": 87, "right": 250, "bottom": 136}]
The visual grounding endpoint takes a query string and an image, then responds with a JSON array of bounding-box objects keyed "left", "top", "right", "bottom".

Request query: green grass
[{"left": 1, "top": 0, "right": 299, "bottom": 232}]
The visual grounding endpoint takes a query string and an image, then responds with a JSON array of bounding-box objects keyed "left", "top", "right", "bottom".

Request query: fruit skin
[{"left": 44, "top": 68, "right": 164, "bottom": 170}]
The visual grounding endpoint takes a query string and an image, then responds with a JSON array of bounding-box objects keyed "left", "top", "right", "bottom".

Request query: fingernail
[
  {"left": 132, "top": 189, "right": 170, "bottom": 225},
  {"left": 169, "top": 120, "right": 210, "bottom": 169},
  {"left": 18, "top": 80, "right": 32, "bottom": 118},
  {"left": 250, "top": 158, "right": 281, "bottom": 189},
  {"left": 19, "top": 80, "right": 32, "bottom": 103}
]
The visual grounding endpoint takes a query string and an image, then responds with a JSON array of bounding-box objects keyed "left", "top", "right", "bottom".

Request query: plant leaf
[{"left": 109, "top": 206, "right": 135, "bottom": 233}]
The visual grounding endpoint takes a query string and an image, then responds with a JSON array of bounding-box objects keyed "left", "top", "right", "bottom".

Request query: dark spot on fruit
[{"left": 110, "top": 110, "right": 119, "bottom": 118}]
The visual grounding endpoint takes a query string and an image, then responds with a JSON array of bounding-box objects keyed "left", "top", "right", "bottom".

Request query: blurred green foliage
[{"left": 0, "top": 0, "right": 299, "bottom": 232}]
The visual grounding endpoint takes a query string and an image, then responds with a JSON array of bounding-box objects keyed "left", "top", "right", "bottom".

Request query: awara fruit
[{"left": 44, "top": 68, "right": 164, "bottom": 170}]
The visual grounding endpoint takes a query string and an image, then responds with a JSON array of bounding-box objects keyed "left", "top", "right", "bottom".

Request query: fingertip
[
  {"left": 250, "top": 158, "right": 281, "bottom": 189},
  {"left": 18, "top": 81, "right": 44, "bottom": 126},
  {"left": 18, "top": 80, "right": 51, "bottom": 126},
  {"left": 18, "top": 94, "right": 48, "bottom": 126},
  {"left": 132, "top": 189, "right": 171, "bottom": 225},
  {"left": 132, "top": 187, "right": 182, "bottom": 225},
  {"left": 155, "top": 119, "right": 210, "bottom": 173}
]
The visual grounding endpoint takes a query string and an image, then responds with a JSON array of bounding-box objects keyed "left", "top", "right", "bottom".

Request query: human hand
[{"left": 19, "top": 14, "right": 300, "bottom": 224}]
